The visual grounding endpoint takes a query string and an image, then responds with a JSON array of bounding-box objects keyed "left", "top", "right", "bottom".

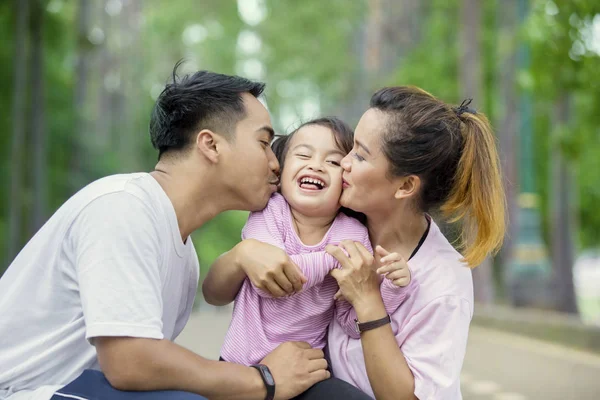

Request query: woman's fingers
[
  {"left": 354, "top": 241, "right": 374, "bottom": 263},
  {"left": 326, "top": 244, "right": 351, "bottom": 267},
  {"left": 339, "top": 240, "right": 362, "bottom": 261},
  {"left": 333, "top": 289, "right": 346, "bottom": 301}
]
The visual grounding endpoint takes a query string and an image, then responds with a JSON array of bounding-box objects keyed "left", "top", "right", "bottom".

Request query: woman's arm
[
  {"left": 353, "top": 297, "right": 417, "bottom": 400},
  {"left": 328, "top": 241, "right": 417, "bottom": 400}
]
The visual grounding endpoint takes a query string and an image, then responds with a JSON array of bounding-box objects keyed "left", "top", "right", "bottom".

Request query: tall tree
[
  {"left": 29, "top": 0, "right": 47, "bottom": 234},
  {"left": 69, "top": 0, "right": 92, "bottom": 193},
  {"left": 496, "top": 0, "right": 519, "bottom": 298},
  {"left": 7, "top": 0, "right": 30, "bottom": 263},
  {"left": 550, "top": 95, "right": 578, "bottom": 314},
  {"left": 460, "top": 0, "right": 495, "bottom": 303}
]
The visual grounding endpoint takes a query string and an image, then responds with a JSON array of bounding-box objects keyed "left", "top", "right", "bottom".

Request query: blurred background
[{"left": 1, "top": 0, "right": 600, "bottom": 398}]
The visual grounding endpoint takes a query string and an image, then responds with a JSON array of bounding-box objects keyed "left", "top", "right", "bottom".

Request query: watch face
[{"left": 262, "top": 366, "right": 275, "bottom": 386}]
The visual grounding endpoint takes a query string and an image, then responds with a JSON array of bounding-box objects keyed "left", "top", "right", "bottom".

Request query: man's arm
[
  {"left": 202, "top": 243, "right": 249, "bottom": 306},
  {"left": 75, "top": 194, "right": 328, "bottom": 399},
  {"left": 96, "top": 337, "right": 265, "bottom": 399},
  {"left": 96, "top": 337, "right": 329, "bottom": 400}
]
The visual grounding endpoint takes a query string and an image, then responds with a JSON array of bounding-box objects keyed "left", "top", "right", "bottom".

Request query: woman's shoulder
[{"left": 408, "top": 221, "right": 474, "bottom": 310}]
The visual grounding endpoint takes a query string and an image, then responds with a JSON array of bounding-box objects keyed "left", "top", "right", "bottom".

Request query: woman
[{"left": 203, "top": 86, "right": 506, "bottom": 399}]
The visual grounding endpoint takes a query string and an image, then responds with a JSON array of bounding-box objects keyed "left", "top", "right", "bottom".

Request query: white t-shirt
[{"left": 0, "top": 173, "right": 200, "bottom": 400}]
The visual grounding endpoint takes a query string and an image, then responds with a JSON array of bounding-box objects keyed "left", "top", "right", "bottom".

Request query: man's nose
[{"left": 268, "top": 149, "right": 280, "bottom": 175}]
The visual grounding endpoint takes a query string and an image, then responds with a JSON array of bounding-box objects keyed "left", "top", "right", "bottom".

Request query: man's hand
[
  {"left": 238, "top": 239, "right": 306, "bottom": 297},
  {"left": 261, "top": 342, "right": 330, "bottom": 400}
]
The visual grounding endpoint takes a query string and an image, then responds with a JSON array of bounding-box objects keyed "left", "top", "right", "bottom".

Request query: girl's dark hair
[
  {"left": 271, "top": 117, "right": 354, "bottom": 168},
  {"left": 371, "top": 86, "right": 506, "bottom": 267}
]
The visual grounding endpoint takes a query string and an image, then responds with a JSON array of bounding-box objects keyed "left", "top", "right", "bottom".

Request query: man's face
[{"left": 221, "top": 93, "right": 280, "bottom": 211}]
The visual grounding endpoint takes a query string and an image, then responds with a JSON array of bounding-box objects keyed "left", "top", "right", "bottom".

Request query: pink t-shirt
[
  {"left": 328, "top": 220, "right": 474, "bottom": 399},
  {"left": 220, "top": 193, "right": 412, "bottom": 365}
]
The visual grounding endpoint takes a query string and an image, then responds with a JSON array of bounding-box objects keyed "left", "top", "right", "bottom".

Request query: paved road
[{"left": 176, "top": 305, "right": 600, "bottom": 400}]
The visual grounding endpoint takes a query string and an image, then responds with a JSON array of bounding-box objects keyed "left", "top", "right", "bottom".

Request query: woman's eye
[
  {"left": 260, "top": 140, "right": 270, "bottom": 148},
  {"left": 353, "top": 152, "right": 365, "bottom": 161}
]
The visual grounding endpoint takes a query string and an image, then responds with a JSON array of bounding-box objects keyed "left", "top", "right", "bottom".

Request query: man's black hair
[{"left": 149, "top": 60, "right": 266, "bottom": 159}]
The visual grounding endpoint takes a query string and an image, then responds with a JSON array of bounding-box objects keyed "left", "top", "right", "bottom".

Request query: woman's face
[{"left": 340, "top": 108, "right": 400, "bottom": 215}]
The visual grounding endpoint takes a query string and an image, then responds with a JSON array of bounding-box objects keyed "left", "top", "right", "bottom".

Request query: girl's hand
[{"left": 375, "top": 245, "right": 411, "bottom": 287}]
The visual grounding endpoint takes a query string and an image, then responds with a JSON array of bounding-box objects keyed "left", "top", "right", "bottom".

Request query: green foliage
[
  {"left": 527, "top": 0, "right": 600, "bottom": 248},
  {"left": 2, "top": 0, "right": 600, "bottom": 280}
]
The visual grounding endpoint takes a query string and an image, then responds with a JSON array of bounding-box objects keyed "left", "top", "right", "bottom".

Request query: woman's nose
[{"left": 341, "top": 154, "right": 351, "bottom": 171}]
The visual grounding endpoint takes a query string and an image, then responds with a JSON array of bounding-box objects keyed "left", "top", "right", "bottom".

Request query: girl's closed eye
[
  {"left": 296, "top": 153, "right": 310, "bottom": 159},
  {"left": 327, "top": 159, "right": 341, "bottom": 167}
]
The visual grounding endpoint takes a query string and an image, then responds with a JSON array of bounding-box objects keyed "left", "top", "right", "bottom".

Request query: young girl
[{"left": 217, "top": 117, "right": 413, "bottom": 366}]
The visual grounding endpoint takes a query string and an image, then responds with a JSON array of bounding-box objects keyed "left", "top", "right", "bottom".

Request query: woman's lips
[{"left": 342, "top": 178, "right": 350, "bottom": 189}]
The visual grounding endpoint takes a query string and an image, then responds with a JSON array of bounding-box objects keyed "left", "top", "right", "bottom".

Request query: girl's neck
[
  {"left": 366, "top": 207, "right": 429, "bottom": 261},
  {"left": 289, "top": 208, "right": 336, "bottom": 246}
]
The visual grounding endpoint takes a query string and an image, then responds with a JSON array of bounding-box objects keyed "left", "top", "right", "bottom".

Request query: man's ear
[
  {"left": 195, "top": 129, "right": 223, "bottom": 163},
  {"left": 394, "top": 175, "right": 421, "bottom": 200}
]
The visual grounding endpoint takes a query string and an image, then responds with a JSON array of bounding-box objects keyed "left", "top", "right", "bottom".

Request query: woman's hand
[
  {"left": 326, "top": 240, "right": 382, "bottom": 309},
  {"left": 236, "top": 239, "right": 306, "bottom": 297}
]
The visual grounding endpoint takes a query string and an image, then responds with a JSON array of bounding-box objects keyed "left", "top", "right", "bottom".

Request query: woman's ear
[
  {"left": 195, "top": 129, "right": 222, "bottom": 163},
  {"left": 394, "top": 175, "right": 421, "bottom": 200}
]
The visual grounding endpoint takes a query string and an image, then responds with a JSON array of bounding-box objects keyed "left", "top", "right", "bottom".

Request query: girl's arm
[{"left": 203, "top": 207, "right": 337, "bottom": 304}]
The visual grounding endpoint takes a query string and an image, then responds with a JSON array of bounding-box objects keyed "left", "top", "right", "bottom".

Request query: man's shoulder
[{"left": 73, "top": 173, "right": 161, "bottom": 212}]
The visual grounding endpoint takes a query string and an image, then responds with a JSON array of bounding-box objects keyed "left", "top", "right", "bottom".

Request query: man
[{"left": 0, "top": 64, "right": 330, "bottom": 400}]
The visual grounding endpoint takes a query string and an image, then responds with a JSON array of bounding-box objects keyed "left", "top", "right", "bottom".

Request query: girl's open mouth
[{"left": 298, "top": 175, "right": 326, "bottom": 190}]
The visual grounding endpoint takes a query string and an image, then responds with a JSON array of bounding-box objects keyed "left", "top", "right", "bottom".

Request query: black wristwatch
[
  {"left": 355, "top": 315, "right": 391, "bottom": 334},
  {"left": 251, "top": 364, "right": 275, "bottom": 400}
]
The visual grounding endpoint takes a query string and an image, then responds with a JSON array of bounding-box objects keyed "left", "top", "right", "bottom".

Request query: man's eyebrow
[
  {"left": 257, "top": 126, "right": 275, "bottom": 141},
  {"left": 356, "top": 140, "right": 371, "bottom": 155}
]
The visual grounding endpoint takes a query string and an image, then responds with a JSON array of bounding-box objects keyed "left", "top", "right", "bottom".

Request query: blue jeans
[
  {"left": 51, "top": 369, "right": 207, "bottom": 400},
  {"left": 51, "top": 368, "right": 371, "bottom": 400}
]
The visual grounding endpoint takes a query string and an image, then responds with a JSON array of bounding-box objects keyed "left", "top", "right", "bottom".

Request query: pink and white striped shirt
[{"left": 220, "top": 193, "right": 412, "bottom": 366}]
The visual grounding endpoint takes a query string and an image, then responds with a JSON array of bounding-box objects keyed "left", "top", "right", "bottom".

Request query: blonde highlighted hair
[{"left": 371, "top": 86, "right": 506, "bottom": 267}]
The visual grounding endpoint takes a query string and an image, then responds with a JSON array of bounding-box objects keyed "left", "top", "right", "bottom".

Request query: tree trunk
[
  {"left": 550, "top": 96, "right": 578, "bottom": 314},
  {"left": 69, "top": 0, "right": 92, "bottom": 193},
  {"left": 460, "top": 0, "right": 495, "bottom": 303},
  {"left": 7, "top": 0, "right": 29, "bottom": 264},
  {"left": 29, "top": 0, "right": 47, "bottom": 234},
  {"left": 496, "top": 0, "right": 519, "bottom": 300}
]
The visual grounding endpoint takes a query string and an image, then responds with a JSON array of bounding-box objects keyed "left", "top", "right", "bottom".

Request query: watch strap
[
  {"left": 251, "top": 364, "right": 275, "bottom": 400},
  {"left": 355, "top": 314, "right": 391, "bottom": 333}
]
